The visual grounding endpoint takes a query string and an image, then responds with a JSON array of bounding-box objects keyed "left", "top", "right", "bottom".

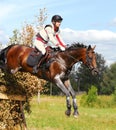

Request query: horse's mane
[{"left": 66, "top": 42, "right": 87, "bottom": 50}]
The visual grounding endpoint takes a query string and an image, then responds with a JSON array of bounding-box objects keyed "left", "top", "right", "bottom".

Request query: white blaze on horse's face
[
  {"left": 92, "top": 46, "right": 97, "bottom": 69},
  {"left": 87, "top": 45, "right": 97, "bottom": 69},
  {"left": 88, "top": 45, "right": 98, "bottom": 75}
]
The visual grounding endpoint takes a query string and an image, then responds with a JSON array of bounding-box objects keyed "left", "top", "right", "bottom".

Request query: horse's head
[{"left": 85, "top": 45, "right": 98, "bottom": 75}]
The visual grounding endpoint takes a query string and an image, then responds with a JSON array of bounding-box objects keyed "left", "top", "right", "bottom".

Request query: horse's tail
[
  {"left": 0, "top": 44, "right": 15, "bottom": 62},
  {"left": 0, "top": 48, "right": 6, "bottom": 62}
]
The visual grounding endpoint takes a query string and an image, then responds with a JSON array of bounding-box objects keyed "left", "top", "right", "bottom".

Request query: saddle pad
[{"left": 26, "top": 51, "right": 40, "bottom": 67}]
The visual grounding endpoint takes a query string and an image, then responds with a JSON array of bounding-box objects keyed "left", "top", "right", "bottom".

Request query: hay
[{"left": 0, "top": 70, "right": 46, "bottom": 129}]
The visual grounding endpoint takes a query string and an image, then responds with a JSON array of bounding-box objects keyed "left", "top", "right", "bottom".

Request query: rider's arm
[{"left": 56, "top": 33, "right": 66, "bottom": 48}]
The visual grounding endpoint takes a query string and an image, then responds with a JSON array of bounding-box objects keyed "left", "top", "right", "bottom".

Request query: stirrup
[{"left": 33, "top": 65, "right": 38, "bottom": 73}]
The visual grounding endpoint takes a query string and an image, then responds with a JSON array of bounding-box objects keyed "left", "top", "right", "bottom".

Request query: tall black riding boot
[{"left": 33, "top": 52, "right": 43, "bottom": 73}]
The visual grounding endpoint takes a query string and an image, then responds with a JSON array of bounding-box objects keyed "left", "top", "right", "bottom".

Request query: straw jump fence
[{"left": 0, "top": 70, "right": 46, "bottom": 130}]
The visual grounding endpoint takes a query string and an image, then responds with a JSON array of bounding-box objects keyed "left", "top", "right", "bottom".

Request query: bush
[
  {"left": 80, "top": 86, "right": 116, "bottom": 108},
  {"left": 112, "top": 89, "right": 116, "bottom": 106},
  {"left": 86, "top": 85, "right": 98, "bottom": 104},
  {"left": 80, "top": 85, "right": 98, "bottom": 107}
]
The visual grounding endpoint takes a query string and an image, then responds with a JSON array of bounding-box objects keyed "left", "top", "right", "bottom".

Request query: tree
[
  {"left": 8, "top": 8, "right": 47, "bottom": 47},
  {"left": 74, "top": 53, "right": 107, "bottom": 94},
  {"left": 35, "top": 8, "right": 48, "bottom": 31},
  {"left": 8, "top": 29, "right": 21, "bottom": 45},
  {"left": 20, "top": 23, "right": 35, "bottom": 46},
  {"left": 100, "top": 62, "right": 116, "bottom": 94}
]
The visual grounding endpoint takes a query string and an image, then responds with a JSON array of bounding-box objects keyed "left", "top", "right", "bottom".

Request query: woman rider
[{"left": 33, "top": 15, "right": 66, "bottom": 73}]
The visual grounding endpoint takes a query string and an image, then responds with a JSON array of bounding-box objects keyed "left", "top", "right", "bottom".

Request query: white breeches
[{"left": 33, "top": 39, "right": 46, "bottom": 55}]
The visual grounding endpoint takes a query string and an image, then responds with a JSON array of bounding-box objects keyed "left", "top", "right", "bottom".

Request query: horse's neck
[{"left": 66, "top": 48, "right": 86, "bottom": 66}]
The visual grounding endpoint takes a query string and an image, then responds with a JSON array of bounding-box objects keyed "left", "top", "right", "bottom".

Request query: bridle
[
  {"left": 64, "top": 46, "right": 98, "bottom": 74},
  {"left": 85, "top": 49, "right": 99, "bottom": 75},
  {"left": 64, "top": 49, "right": 93, "bottom": 67},
  {"left": 86, "top": 50, "right": 93, "bottom": 69},
  {"left": 65, "top": 48, "right": 95, "bottom": 70}
]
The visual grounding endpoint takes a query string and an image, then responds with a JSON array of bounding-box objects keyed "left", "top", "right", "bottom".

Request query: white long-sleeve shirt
[{"left": 39, "top": 24, "right": 66, "bottom": 48}]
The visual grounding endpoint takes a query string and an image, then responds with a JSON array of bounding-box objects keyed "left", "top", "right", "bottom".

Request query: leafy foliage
[
  {"left": 70, "top": 53, "right": 116, "bottom": 95},
  {"left": 81, "top": 85, "right": 98, "bottom": 107},
  {"left": 80, "top": 86, "right": 116, "bottom": 108},
  {"left": 69, "top": 53, "right": 116, "bottom": 95},
  {"left": 21, "top": 23, "right": 35, "bottom": 46},
  {"left": 86, "top": 85, "right": 98, "bottom": 104},
  {"left": 112, "top": 89, "right": 116, "bottom": 103},
  {"left": 8, "top": 29, "right": 21, "bottom": 45},
  {"left": 35, "top": 8, "right": 48, "bottom": 31},
  {"left": 73, "top": 53, "right": 107, "bottom": 94},
  {"left": 100, "top": 62, "right": 116, "bottom": 94}
]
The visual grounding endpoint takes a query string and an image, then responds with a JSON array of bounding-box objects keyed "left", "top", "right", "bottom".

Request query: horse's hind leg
[
  {"left": 64, "top": 79, "right": 79, "bottom": 118},
  {"left": 10, "top": 67, "right": 22, "bottom": 74},
  {"left": 7, "top": 57, "right": 22, "bottom": 74},
  {"left": 54, "top": 76, "right": 71, "bottom": 116}
]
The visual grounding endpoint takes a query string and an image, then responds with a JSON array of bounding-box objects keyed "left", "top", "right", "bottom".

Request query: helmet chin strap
[
  {"left": 52, "top": 21, "right": 55, "bottom": 24},
  {"left": 52, "top": 22, "right": 59, "bottom": 32},
  {"left": 54, "top": 26, "right": 59, "bottom": 32}
]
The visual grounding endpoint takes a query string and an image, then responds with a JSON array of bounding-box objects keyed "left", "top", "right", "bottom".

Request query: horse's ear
[
  {"left": 88, "top": 45, "right": 91, "bottom": 49},
  {"left": 92, "top": 45, "right": 96, "bottom": 50}
]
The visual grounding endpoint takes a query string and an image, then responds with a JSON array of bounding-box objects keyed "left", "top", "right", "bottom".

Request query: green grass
[{"left": 26, "top": 95, "right": 116, "bottom": 130}]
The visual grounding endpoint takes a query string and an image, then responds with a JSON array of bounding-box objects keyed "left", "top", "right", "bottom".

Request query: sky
[{"left": 0, "top": 0, "right": 116, "bottom": 66}]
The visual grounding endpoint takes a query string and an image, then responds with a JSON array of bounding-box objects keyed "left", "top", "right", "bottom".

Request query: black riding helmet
[{"left": 51, "top": 15, "right": 63, "bottom": 22}]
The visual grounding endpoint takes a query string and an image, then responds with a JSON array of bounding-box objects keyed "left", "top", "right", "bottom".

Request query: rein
[
  {"left": 65, "top": 48, "right": 93, "bottom": 69},
  {"left": 66, "top": 53, "right": 77, "bottom": 61},
  {"left": 85, "top": 49, "right": 97, "bottom": 73}
]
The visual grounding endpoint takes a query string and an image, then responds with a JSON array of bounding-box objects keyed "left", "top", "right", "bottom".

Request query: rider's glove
[{"left": 59, "top": 45, "right": 65, "bottom": 51}]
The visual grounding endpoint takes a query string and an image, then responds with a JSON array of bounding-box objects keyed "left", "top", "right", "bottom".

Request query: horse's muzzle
[{"left": 91, "top": 68, "right": 99, "bottom": 75}]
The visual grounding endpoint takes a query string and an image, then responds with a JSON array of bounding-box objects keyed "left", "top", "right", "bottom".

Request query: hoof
[
  {"left": 73, "top": 111, "right": 79, "bottom": 118},
  {"left": 65, "top": 110, "right": 71, "bottom": 117},
  {"left": 11, "top": 69, "right": 16, "bottom": 74},
  {"left": 73, "top": 114, "right": 78, "bottom": 118}
]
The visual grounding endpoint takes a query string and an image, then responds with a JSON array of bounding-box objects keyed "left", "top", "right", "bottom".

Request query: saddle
[{"left": 26, "top": 46, "right": 59, "bottom": 68}]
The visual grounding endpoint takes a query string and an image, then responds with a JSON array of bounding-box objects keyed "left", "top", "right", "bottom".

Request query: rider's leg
[
  {"left": 33, "top": 51, "right": 43, "bottom": 73},
  {"left": 33, "top": 40, "right": 46, "bottom": 73},
  {"left": 33, "top": 39, "right": 46, "bottom": 55}
]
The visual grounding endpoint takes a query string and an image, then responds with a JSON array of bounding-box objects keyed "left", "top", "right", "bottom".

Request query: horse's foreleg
[
  {"left": 65, "top": 96, "right": 71, "bottom": 116},
  {"left": 72, "top": 98, "right": 79, "bottom": 118},
  {"left": 54, "top": 76, "right": 71, "bottom": 116},
  {"left": 64, "top": 79, "right": 79, "bottom": 118}
]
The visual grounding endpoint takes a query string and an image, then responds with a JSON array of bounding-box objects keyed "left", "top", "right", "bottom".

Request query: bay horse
[{"left": 0, "top": 43, "right": 98, "bottom": 117}]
